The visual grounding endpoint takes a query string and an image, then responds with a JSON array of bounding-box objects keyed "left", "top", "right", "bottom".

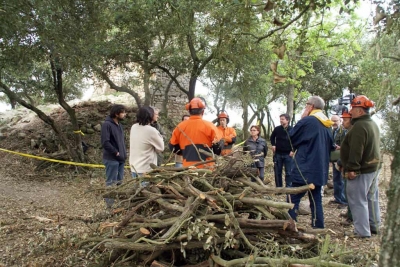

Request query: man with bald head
[{"left": 330, "top": 114, "right": 348, "bottom": 208}]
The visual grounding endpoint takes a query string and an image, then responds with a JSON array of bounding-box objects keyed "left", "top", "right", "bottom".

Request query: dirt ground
[{"left": 0, "top": 102, "right": 392, "bottom": 267}]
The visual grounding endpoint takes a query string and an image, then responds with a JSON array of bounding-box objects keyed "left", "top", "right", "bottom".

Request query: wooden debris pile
[{"left": 82, "top": 155, "right": 350, "bottom": 267}]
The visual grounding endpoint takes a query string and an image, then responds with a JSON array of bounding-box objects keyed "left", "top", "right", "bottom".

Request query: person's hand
[
  {"left": 301, "top": 105, "right": 312, "bottom": 118},
  {"left": 336, "top": 145, "right": 340, "bottom": 150},
  {"left": 272, "top": 146, "right": 276, "bottom": 153},
  {"left": 289, "top": 151, "right": 294, "bottom": 157},
  {"left": 334, "top": 162, "right": 343, "bottom": 172},
  {"left": 347, "top": 171, "right": 357, "bottom": 179},
  {"left": 116, "top": 152, "right": 120, "bottom": 157}
]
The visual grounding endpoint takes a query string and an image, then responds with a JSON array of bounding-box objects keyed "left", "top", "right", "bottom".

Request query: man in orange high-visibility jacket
[
  {"left": 216, "top": 111, "right": 237, "bottom": 156},
  {"left": 169, "top": 98, "right": 222, "bottom": 168}
]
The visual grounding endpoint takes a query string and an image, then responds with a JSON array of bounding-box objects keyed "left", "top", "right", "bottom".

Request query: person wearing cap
[
  {"left": 270, "top": 113, "right": 293, "bottom": 187},
  {"left": 340, "top": 95, "right": 381, "bottom": 238},
  {"left": 169, "top": 97, "right": 222, "bottom": 168},
  {"left": 216, "top": 111, "right": 237, "bottom": 156},
  {"left": 287, "top": 96, "right": 336, "bottom": 229},
  {"left": 341, "top": 110, "right": 352, "bottom": 131},
  {"left": 329, "top": 114, "right": 348, "bottom": 208}
]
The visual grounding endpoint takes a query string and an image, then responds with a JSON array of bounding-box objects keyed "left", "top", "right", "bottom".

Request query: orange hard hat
[
  {"left": 218, "top": 111, "right": 229, "bottom": 119},
  {"left": 340, "top": 106, "right": 351, "bottom": 118},
  {"left": 218, "top": 111, "right": 230, "bottom": 124},
  {"left": 341, "top": 111, "right": 352, "bottom": 118},
  {"left": 185, "top": 97, "right": 206, "bottom": 110},
  {"left": 351, "top": 95, "right": 374, "bottom": 108}
]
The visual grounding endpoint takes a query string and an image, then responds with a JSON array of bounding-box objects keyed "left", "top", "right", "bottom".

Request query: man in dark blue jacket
[
  {"left": 288, "top": 96, "right": 336, "bottom": 229},
  {"left": 101, "top": 105, "right": 127, "bottom": 207}
]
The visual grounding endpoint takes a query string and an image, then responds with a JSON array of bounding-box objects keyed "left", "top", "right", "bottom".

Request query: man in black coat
[{"left": 270, "top": 113, "right": 293, "bottom": 187}]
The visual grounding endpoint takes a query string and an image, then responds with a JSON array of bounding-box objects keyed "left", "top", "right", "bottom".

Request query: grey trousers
[{"left": 346, "top": 170, "right": 381, "bottom": 237}]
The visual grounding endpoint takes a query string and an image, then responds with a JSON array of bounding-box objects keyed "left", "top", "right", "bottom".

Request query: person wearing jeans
[
  {"left": 270, "top": 114, "right": 293, "bottom": 187},
  {"left": 101, "top": 104, "right": 127, "bottom": 208},
  {"left": 288, "top": 184, "right": 324, "bottom": 228}
]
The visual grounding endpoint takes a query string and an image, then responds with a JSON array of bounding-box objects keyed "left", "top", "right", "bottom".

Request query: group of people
[{"left": 100, "top": 94, "right": 381, "bottom": 238}]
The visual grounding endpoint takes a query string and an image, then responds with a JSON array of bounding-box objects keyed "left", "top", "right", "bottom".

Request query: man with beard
[
  {"left": 101, "top": 104, "right": 127, "bottom": 207},
  {"left": 270, "top": 113, "right": 293, "bottom": 187}
]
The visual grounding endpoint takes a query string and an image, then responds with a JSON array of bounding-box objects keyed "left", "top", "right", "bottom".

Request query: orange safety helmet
[
  {"left": 185, "top": 97, "right": 206, "bottom": 110},
  {"left": 341, "top": 111, "right": 352, "bottom": 118},
  {"left": 340, "top": 106, "right": 351, "bottom": 118},
  {"left": 351, "top": 95, "right": 374, "bottom": 109},
  {"left": 218, "top": 111, "right": 230, "bottom": 124}
]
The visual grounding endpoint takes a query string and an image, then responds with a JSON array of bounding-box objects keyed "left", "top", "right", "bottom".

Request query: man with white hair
[{"left": 288, "top": 96, "right": 336, "bottom": 229}]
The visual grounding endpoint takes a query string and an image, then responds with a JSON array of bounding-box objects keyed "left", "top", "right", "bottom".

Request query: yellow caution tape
[
  {"left": 0, "top": 148, "right": 131, "bottom": 168},
  {"left": 73, "top": 130, "right": 85, "bottom": 136},
  {"left": 233, "top": 140, "right": 245, "bottom": 147}
]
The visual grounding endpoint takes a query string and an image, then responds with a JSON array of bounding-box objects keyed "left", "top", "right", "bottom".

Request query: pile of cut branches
[{"left": 82, "top": 155, "right": 352, "bottom": 267}]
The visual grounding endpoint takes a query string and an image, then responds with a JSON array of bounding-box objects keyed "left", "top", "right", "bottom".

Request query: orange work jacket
[
  {"left": 169, "top": 115, "right": 222, "bottom": 168},
  {"left": 216, "top": 126, "right": 237, "bottom": 156}
]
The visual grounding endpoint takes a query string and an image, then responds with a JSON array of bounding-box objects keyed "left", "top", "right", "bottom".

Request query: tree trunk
[
  {"left": 96, "top": 68, "right": 142, "bottom": 108},
  {"left": 286, "top": 85, "right": 295, "bottom": 121},
  {"left": 259, "top": 110, "right": 268, "bottom": 140},
  {"left": 188, "top": 75, "right": 197, "bottom": 100},
  {"left": 142, "top": 50, "right": 152, "bottom": 106},
  {"left": 379, "top": 113, "right": 400, "bottom": 266},
  {"left": 242, "top": 100, "right": 249, "bottom": 140},
  {"left": 50, "top": 56, "right": 84, "bottom": 162},
  {"left": 161, "top": 79, "right": 174, "bottom": 117},
  {"left": 287, "top": 11, "right": 311, "bottom": 123}
]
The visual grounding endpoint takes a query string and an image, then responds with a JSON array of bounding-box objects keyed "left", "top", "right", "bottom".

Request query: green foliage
[{"left": 0, "top": 0, "right": 105, "bottom": 104}]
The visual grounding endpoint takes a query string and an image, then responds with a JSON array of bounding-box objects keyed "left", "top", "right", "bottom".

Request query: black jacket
[
  {"left": 101, "top": 116, "right": 127, "bottom": 162},
  {"left": 270, "top": 125, "right": 293, "bottom": 154}
]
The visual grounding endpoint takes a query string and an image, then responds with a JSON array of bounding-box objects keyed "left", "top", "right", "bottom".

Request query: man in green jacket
[{"left": 340, "top": 95, "right": 381, "bottom": 238}]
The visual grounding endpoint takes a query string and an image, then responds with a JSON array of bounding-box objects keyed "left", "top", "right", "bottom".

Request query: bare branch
[
  {"left": 96, "top": 69, "right": 143, "bottom": 108},
  {"left": 256, "top": 6, "right": 310, "bottom": 43}
]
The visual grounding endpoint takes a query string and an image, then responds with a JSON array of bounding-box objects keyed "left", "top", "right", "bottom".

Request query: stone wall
[
  {"left": 149, "top": 70, "right": 189, "bottom": 124},
  {"left": 93, "top": 66, "right": 189, "bottom": 125}
]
